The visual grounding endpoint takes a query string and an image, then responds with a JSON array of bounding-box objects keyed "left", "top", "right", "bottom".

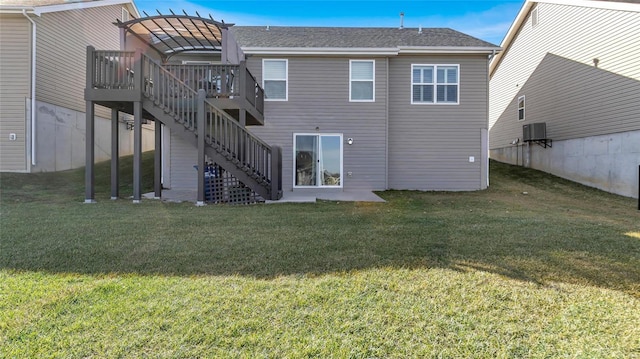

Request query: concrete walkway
[{"left": 144, "top": 189, "right": 386, "bottom": 203}]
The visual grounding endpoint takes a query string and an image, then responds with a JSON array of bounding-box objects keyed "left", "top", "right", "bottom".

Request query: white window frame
[
  {"left": 518, "top": 95, "right": 525, "bottom": 121},
  {"left": 349, "top": 60, "right": 375, "bottom": 102},
  {"left": 411, "top": 64, "right": 460, "bottom": 105},
  {"left": 262, "top": 59, "right": 288, "bottom": 101},
  {"left": 293, "top": 133, "right": 343, "bottom": 189},
  {"left": 121, "top": 7, "right": 130, "bottom": 22}
]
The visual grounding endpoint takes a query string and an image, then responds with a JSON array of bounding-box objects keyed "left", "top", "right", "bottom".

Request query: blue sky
[{"left": 133, "top": 0, "right": 524, "bottom": 45}]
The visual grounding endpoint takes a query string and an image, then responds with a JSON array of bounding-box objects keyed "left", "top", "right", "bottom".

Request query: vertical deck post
[
  {"left": 110, "top": 109, "right": 119, "bottom": 199},
  {"left": 270, "top": 146, "right": 282, "bottom": 200},
  {"left": 238, "top": 61, "right": 247, "bottom": 105},
  {"left": 84, "top": 101, "right": 96, "bottom": 203},
  {"left": 84, "top": 46, "right": 96, "bottom": 203},
  {"left": 154, "top": 120, "right": 162, "bottom": 199},
  {"left": 196, "top": 90, "right": 206, "bottom": 206},
  {"left": 133, "top": 101, "right": 142, "bottom": 203},
  {"left": 132, "top": 48, "right": 143, "bottom": 203}
]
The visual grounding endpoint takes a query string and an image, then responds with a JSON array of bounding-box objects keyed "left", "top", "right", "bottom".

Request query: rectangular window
[
  {"left": 350, "top": 60, "right": 375, "bottom": 102},
  {"left": 411, "top": 64, "right": 459, "bottom": 104},
  {"left": 263, "top": 59, "right": 288, "bottom": 101},
  {"left": 518, "top": 95, "right": 525, "bottom": 121}
]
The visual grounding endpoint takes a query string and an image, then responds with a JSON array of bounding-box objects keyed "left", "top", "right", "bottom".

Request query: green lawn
[{"left": 1, "top": 152, "right": 639, "bottom": 358}]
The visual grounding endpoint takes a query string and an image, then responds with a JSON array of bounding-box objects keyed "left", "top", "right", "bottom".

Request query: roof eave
[
  {"left": 242, "top": 46, "right": 501, "bottom": 56},
  {"left": 398, "top": 46, "right": 501, "bottom": 54},
  {"left": 0, "top": 5, "right": 35, "bottom": 13},
  {"left": 29, "top": 0, "right": 140, "bottom": 17}
]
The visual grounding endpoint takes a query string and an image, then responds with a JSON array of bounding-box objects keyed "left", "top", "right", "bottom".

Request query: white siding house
[
  {"left": 489, "top": 0, "right": 640, "bottom": 198},
  {"left": 0, "top": 0, "right": 153, "bottom": 173}
]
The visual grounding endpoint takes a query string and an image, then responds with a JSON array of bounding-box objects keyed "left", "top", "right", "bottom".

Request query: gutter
[
  {"left": 242, "top": 46, "right": 500, "bottom": 56},
  {"left": 22, "top": 9, "right": 37, "bottom": 167}
]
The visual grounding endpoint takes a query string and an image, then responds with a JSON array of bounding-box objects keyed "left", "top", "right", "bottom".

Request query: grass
[{"left": 1, "top": 152, "right": 639, "bottom": 358}]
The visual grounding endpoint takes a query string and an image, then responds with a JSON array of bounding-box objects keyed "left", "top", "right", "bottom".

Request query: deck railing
[
  {"left": 91, "top": 50, "right": 136, "bottom": 89},
  {"left": 163, "top": 64, "right": 240, "bottom": 97},
  {"left": 164, "top": 63, "right": 265, "bottom": 116}
]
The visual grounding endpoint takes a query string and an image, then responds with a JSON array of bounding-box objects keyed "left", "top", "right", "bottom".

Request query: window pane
[
  {"left": 352, "top": 81, "right": 373, "bottom": 100},
  {"left": 437, "top": 85, "right": 458, "bottom": 103},
  {"left": 351, "top": 61, "right": 373, "bottom": 80},
  {"left": 446, "top": 85, "right": 457, "bottom": 102},
  {"left": 264, "top": 60, "right": 286, "bottom": 79},
  {"left": 413, "top": 85, "right": 433, "bottom": 102},
  {"left": 423, "top": 68, "right": 433, "bottom": 83},
  {"left": 412, "top": 69, "right": 421, "bottom": 83},
  {"left": 295, "top": 135, "right": 317, "bottom": 186},
  {"left": 519, "top": 109, "right": 525, "bottom": 120},
  {"left": 413, "top": 66, "right": 433, "bottom": 83},
  {"left": 437, "top": 68, "right": 445, "bottom": 83},
  {"left": 264, "top": 80, "right": 286, "bottom": 99},
  {"left": 437, "top": 66, "right": 458, "bottom": 84},
  {"left": 446, "top": 67, "right": 458, "bottom": 83},
  {"left": 320, "top": 136, "right": 341, "bottom": 186}
]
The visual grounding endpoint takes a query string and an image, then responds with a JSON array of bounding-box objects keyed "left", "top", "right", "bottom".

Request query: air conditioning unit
[{"left": 523, "top": 122, "right": 546, "bottom": 141}]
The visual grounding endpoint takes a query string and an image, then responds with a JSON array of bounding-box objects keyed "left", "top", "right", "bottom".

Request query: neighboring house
[
  {"left": 0, "top": 0, "right": 152, "bottom": 173},
  {"left": 489, "top": 0, "right": 640, "bottom": 198},
  {"left": 84, "top": 14, "right": 499, "bottom": 204}
]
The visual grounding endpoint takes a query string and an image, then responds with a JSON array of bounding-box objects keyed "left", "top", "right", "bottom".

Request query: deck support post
[
  {"left": 132, "top": 101, "right": 142, "bottom": 203},
  {"left": 196, "top": 89, "right": 206, "bottom": 206},
  {"left": 270, "top": 146, "right": 282, "bottom": 200},
  {"left": 154, "top": 120, "right": 162, "bottom": 199},
  {"left": 110, "top": 109, "right": 119, "bottom": 199},
  {"left": 84, "top": 100, "right": 96, "bottom": 203}
]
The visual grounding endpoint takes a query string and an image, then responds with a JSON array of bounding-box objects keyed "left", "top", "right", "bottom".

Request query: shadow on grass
[{"left": 1, "top": 160, "right": 639, "bottom": 297}]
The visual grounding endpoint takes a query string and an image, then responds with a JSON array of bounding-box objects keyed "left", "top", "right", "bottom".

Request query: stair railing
[{"left": 141, "top": 54, "right": 281, "bottom": 199}]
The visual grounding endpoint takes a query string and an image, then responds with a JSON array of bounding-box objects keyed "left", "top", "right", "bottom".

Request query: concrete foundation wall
[
  {"left": 491, "top": 130, "right": 640, "bottom": 199},
  {"left": 33, "top": 100, "right": 154, "bottom": 172}
]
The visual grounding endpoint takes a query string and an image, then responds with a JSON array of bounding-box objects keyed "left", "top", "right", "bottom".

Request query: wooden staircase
[{"left": 85, "top": 47, "right": 282, "bottom": 202}]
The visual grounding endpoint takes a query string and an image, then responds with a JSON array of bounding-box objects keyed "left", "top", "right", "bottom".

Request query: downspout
[
  {"left": 22, "top": 9, "right": 36, "bottom": 167},
  {"left": 486, "top": 49, "right": 497, "bottom": 187},
  {"left": 385, "top": 57, "right": 389, "bottom": 190}
]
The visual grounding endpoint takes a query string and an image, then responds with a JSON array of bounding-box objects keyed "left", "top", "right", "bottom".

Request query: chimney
[
  {"left": 418, "top": 25, "right": 422, "bottom": 34},
  {"left": 399, "top": 12, "right": 404, "bottom": 29}
]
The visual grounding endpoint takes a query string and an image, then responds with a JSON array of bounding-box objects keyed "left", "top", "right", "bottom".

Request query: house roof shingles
[{"left": 231, "top": 26, "right": 498, "bottom": 49}]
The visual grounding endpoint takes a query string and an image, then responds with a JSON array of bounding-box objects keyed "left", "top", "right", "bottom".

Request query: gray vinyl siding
[
  {"left": 168, "top": 130, "right": 197, "bottom": 189},
  {"left": 35, "top": 5, "right": 128, "bottom": 118},
  {"left": 490, "top": 2, "right": 640, "bottom": 149},
  {"left": 388, "top": 55, "right": 489, "bottom": 190},
  {"left": 0, "top": 15, "right": 30, "bottom": 172},
  {"left": 245, "top": 56, "right": 388, "bottom": 192}
]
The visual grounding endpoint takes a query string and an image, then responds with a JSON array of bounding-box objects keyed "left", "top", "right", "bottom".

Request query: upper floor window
[
  {"left": 350, "top": 60, "right": 375, "bottom": 102},
  {"left": 263, "top": 59, "right": 288, "bottom": 101},
  {"left": 121, "top": 7, "right": 130, "bottom": 22},
  {"left": 518, "top": 95, "right": 525, "bottom": 121},
  {"left": 411, "top": 64, "right": 459, "bottom": 105}
]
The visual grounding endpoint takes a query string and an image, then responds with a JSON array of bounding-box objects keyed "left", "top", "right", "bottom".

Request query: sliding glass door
[{"left": 294, "top": 134, "right": 342, "bottom": 188}]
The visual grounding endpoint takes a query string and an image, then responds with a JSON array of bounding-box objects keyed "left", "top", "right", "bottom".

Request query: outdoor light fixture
[{"left": 347, "top": 138, "right": 354, "bottom": 145}]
